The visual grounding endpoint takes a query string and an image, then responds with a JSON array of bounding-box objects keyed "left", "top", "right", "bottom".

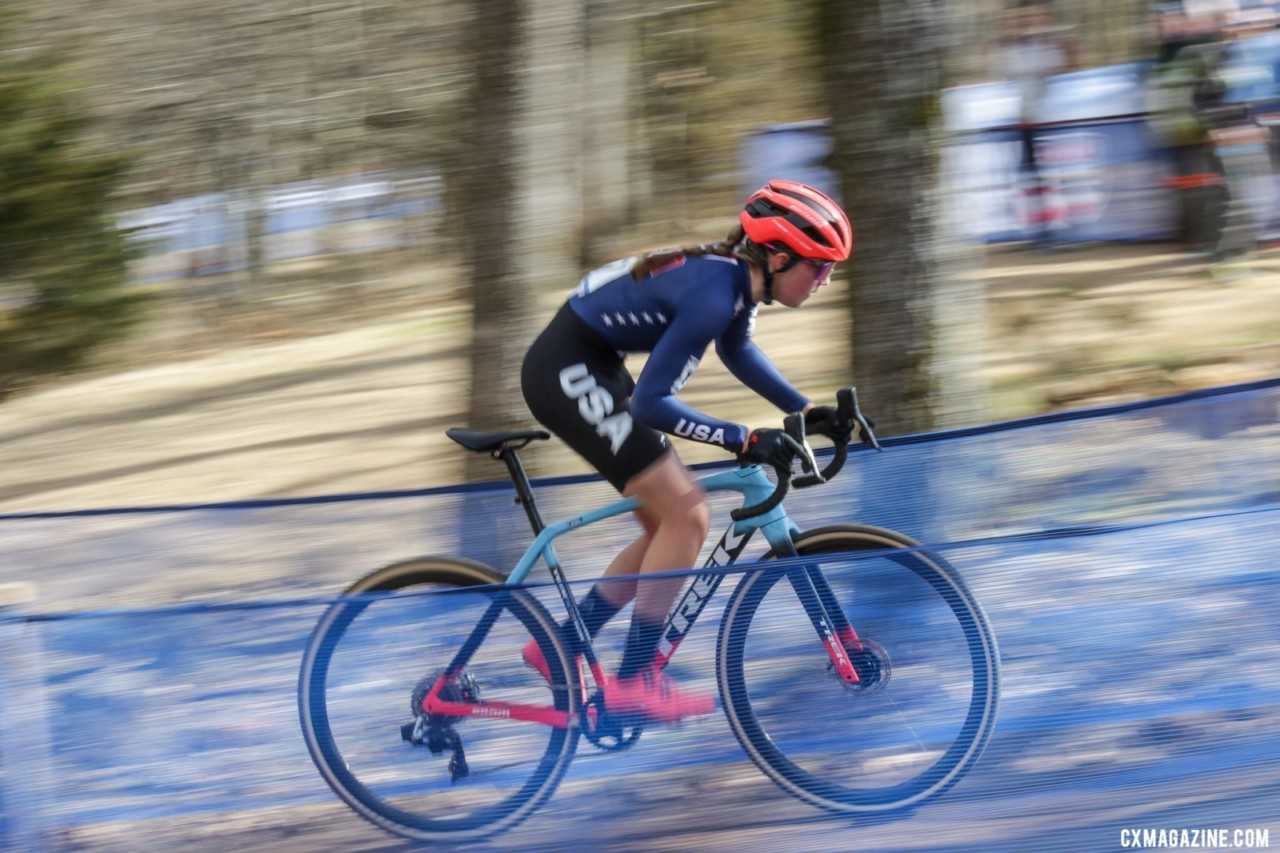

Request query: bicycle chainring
[{"left": 581, "top": 691, "right": 644, "bottom": 752}]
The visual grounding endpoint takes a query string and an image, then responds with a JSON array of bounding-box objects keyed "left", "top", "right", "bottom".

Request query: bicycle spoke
[
  {"left": 718, "top": 526, "right": 999, "bottom": 812},
  {"left": 300, "top": 559, "right": 578, "bottom": 842}
]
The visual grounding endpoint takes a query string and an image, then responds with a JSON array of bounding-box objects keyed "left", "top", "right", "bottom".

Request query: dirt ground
[{"left": 2, "top": 242, "right": 1279, "bottom": 513}]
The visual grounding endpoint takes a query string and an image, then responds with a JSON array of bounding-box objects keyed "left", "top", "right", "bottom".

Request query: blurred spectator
[
  {"left": 1146, "top": 4, "right": 1273, "bottom": 270},
  {"left": 1146, "top": 7, "right": 1228, "bottom": 254},
  {"left": 1214, "top": 7, "right": 1277, "bottom": 267},
  {"left": 991, "top": 0, "right": 1079, "bottom": 245}
]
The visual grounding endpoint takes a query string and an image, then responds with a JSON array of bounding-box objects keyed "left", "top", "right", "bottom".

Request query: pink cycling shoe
[
  {"left": 602, "top": 667, "right": 715, "bottom": 724},
  {"left": 523, "top": 641, "right": 712, "bottom": 723},
  {"left": 522, "top": 637, "right": 584, "bottom": 687}
]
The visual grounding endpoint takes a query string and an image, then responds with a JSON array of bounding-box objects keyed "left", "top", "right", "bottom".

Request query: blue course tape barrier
[{"left": 0, "top": 378, "right": 1276, "bottom": 850}]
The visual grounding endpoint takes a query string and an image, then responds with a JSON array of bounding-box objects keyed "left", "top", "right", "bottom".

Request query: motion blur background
[
  {"left": 2, "top": 1, "right": 1280, "bottom": 850},
  {"left": 6, "top": 0, "right": 1277, "bottom": 473}
]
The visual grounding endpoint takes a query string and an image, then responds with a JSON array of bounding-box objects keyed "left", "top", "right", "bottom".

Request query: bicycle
[{"left": 297, "top": 388, "right": 1001, "bottom": 843}]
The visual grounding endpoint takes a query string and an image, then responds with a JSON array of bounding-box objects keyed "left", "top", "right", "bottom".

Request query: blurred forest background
[{"left": 0, "top": 0, "right": 1188, "bottom": 483}]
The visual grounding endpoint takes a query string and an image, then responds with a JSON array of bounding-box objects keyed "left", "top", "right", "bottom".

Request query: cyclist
[{"left": 519, "top": 179, "right": 854, "bottom": 723}]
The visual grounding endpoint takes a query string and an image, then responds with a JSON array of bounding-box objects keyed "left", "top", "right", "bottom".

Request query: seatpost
[{"left": 495, "top": 447, "right": 546, "bottom": 535}]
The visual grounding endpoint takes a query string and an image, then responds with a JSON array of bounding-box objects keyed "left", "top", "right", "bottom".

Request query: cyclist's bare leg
[
  {"left": 620, "top": 450, "right": 710, "bottom": 623},
  {"left": 526, "top": 510, "right": 658, "bottom": 672},
  {"left": 593, "top": 533, "right": 649, "bottom": 607},
  {"left": 539, "top": 449, "right": 710, "bottom": 699},
  {"left": 598, "top": 450, "right": 714, "bottom": 716}
]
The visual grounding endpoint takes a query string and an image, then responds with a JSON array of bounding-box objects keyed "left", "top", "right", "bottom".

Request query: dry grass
[{"left": 1, "top": 242, "right": 1277, "bottom": 512}]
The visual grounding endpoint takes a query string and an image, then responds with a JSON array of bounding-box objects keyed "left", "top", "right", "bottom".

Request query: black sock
[
  {"left": 560, "top": 585, "right": 623, "bottom": 653},
  {"left": 616, "top": 615, "right": 665, "bottom": 680}
]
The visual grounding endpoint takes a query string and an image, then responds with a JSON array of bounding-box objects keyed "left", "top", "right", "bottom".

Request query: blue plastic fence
[{"left": 0, "top": 379, "right": 1276, "bottom": 851}]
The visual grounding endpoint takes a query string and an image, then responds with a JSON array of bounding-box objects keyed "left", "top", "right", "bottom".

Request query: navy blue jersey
[{"left": 567, "top": 253, "right": 808, "bottom": 450}]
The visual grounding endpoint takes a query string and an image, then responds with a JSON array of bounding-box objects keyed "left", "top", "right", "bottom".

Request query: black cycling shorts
[{"left": 521, "top": 302, "right": 669, "bottom": 491}]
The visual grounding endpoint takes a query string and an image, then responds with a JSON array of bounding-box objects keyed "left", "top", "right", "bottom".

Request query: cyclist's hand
[
  {"left": 806, "top": 402, "right": 877, "bottom": 445},
  {"left": 803, "top": 405, "right": 851, "bottom": 441},
  {"left": 740, "top": 427, "right": 805, "bottom": 471}
]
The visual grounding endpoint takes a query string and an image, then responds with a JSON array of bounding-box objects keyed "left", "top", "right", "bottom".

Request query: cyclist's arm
[
  {"left": 717, "top": 308, "right": 810, "bottom": 415},
  {"left": 631, "top": 313, "right": 748, "bottom": 452}
]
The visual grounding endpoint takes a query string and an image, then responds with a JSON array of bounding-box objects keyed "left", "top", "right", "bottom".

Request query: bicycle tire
[
  {"left": 298, "top": 556, "right": 580, "bottom": 842},
  {"left": 717, "top": 524, "right": 1000, "bottom": 813}
]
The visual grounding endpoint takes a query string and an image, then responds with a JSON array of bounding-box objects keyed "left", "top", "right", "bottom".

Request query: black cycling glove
[
  {"left": 741, "top": 427, "right": 805, "bottom": 470},
  {"left": 805, "top": 404, "right": 875, "bottom": 442},
  {"left": 804, "top": 405, "right": 851, "bottom": 441}
]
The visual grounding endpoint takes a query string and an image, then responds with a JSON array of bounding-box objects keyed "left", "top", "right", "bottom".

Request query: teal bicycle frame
[{"left": 422, "top": 462, "right": 864, "bottom": 728}]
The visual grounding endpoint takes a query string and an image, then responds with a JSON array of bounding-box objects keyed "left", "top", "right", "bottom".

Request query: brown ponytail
[{"left": 630, "top": 225, "right": 750, "bottom": 281}]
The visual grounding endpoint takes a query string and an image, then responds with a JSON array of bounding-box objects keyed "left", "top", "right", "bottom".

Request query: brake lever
[
  {"left": 786, "top": 412, "right": 825, "bottom": 488},
  {"left": 839, "top": 387, "right": 883, "bottom": 452},
  {"left": 854, "top": 411, "right": 883, "bottom": 452},
  {"left": 730, "top": 410, "right": 826, "bottom": 520}
]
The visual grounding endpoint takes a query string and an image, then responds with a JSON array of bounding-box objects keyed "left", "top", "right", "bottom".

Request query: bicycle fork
[
  {"left": 761, "top": 534, "right": 866, "bottom": 686},
  {"left": 657, "top": 523, "right": 864, "bottom": 686}
]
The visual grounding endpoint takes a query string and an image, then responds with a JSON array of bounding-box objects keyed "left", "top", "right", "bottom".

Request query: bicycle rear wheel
[
  {"left": 717, "top": 525, "right": 999, "bottom": 813},
  {"left": 298, "top": 557, "right": 580, "bottom": 842}
]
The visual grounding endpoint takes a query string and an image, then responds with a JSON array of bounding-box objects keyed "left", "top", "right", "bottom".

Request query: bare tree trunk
[
  {"left": 817, "top": 0, "right": 987, "bottom": 435},
  {"left": 580, "top": 0, "right": 636, "bottom": 266},
  {"left": 514, "top": 0, "right": 587, "bottom": 287},
  {"left": 451, "top": 0, "right": 526, "bottom": 484},
  {"left": 453, "top": 0, "right": 589, "bottom": 482}
]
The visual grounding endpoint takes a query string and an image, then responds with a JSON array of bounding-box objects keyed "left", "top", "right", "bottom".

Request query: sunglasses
[
  {"left": 797, "top": 256, "right": 835, "bottom": 282},
  {"left": 767, "top": 243, "right": 834, "bottom": 282}
]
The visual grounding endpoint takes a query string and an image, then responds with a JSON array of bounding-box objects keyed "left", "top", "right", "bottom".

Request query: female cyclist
[{"left": 519, "top": 179, "right": 854, "bottom": 723}]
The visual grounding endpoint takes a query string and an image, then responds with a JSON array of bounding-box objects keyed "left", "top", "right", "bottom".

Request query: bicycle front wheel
[
  {"left": 717, "top": 525, "right": 1000, "bottom": 813},
  {"left": 298, "top": 557, "right": 580, "bottom": 843}
]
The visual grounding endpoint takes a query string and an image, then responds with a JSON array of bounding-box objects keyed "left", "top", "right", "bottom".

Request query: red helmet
[{"left": 739, "top": 179, "right": 853, "bottom": 262}]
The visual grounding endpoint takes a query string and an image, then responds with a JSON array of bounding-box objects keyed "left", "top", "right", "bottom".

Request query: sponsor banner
[{"left": 744, "top": 55, "right": 1280, "bottom": 243}]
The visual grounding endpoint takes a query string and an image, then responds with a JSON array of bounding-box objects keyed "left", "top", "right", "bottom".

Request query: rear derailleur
[{"left": 400, "top": 670, "right": 479, "bottom": 782}]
